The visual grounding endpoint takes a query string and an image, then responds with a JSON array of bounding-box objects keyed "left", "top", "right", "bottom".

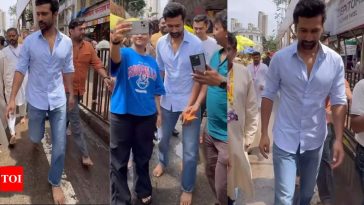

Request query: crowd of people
[{"left": 0, "top": 0, "right": 364, "bottom": 205}]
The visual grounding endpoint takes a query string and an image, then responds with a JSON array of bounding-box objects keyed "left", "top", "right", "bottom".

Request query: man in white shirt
[
  {"left": 350, "top": 79, "right": 364, "bottom": 202},
  {"left": 246, "top": 51, "right": 268, "bottom": 151},
  {"left": 0, "top": 28, "right": 27, "bottom": 145},
  {"left": 192, "top": 14, "right": 220, "bottom": 65}
]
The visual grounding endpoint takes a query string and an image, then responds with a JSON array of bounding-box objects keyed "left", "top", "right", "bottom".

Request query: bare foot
[
  {"left": 128, "top": 160, "right": 133, "bottom": 169},
  {"left": 9, "top": 135, "right": 17, "bottom": 145},
  {"left": 52, "top": 186, "right": 65, "bottom": 204},
  {"left": 180, "top": 192, "right": 192, "bottom": 205},
  {"left": 82, "top": 156, "right": 94, "bottom": 166},
  {"left": 66, "top": 127, "right": 71, "bottom": 136},
  {"left": 152, "top": 163, "right": 164, "bottom": 177},
  {"left": 20, "top": 117, "right": 27, "bottom": 124}
]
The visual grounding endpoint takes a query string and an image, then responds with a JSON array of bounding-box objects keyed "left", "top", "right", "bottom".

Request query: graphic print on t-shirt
[{"left": 128, "top": 62, "right": 157, "bottom": 93}]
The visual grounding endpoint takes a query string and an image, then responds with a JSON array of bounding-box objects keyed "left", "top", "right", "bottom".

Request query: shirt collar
[
  {"left": 166, "top": 30, "right": 191, "bottom": 44},
  {"left": 291, "top": 41, "right": 328, "bottom": 58},
  {"left": 37, "top": 29, "right": 63, "bottom": 42}
]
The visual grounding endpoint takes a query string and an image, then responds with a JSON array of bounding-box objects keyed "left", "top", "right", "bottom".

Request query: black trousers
[{"left": 110, "top": 113, "right": 156, "bottom": 205}]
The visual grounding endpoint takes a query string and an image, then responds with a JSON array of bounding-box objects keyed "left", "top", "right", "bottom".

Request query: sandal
[{"left": 139, "top": 195, "right": 152, "bottom": 205}]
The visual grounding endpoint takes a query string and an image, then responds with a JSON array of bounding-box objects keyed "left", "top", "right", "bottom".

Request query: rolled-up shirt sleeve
[
  {"left": 329, "top": 59, "right": 347, "bottom": 105},
  {"left": 156, "top": 41, "right": 165, "bottom": 72},
  {"left": 16, "top": 39, "right": 30, "bottom": 75},
  {"left": 63, "top": 41, "right": 75, "bottom": 73},
  {"left": 262, "top": 54, "right": 280, "bottom": 101}
]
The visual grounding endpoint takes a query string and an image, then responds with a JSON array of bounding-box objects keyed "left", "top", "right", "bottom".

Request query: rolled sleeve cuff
[
  {"left": 63, "top": 66, "right": 74, "bottom": 74},
  {"left": 330, "top": 96, "right": 347, "bottom": 106},
  {"left": 15, "top": 67, "right": 27, "bottom": 75},
  {"left": 261, "top": 89, "right": 276, "bottom": 101}
]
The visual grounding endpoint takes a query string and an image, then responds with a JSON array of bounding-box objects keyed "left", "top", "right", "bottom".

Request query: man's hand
[
  {"left": 181, "top": 104, "right": 199, "bottom": 125},
  {"left": 103, "top": 77, "right": 113, "bottom": 92},
  {"left": 331, "top": 139, "right": 345, "bottom": 169},
  {"left": 156, "top": 114, "right": 162, "bottom": 128},
  {"left": 259, "top": 134, "right": 270, "bottom": 159},
  {"left": 6, "top": 99, "right": 16, "bottom": 119},
  {"left": 191, "top": 65, "right": 224, "bottom": 86},
  {"left": 68, "top": 95, "right": 75, "bottom": 111}
]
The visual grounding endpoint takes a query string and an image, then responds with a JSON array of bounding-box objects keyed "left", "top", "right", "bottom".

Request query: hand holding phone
[{"left": 189, "top": 53, "right": 206, "bottom": 73}]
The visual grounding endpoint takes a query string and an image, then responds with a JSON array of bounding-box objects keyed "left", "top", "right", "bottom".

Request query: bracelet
[{"left": 112, "top": 41, "right": 121, "bottom": 45}]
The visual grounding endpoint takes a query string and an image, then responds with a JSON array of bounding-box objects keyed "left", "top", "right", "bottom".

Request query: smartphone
[
  {"left": 189, "top": 53, "right": 206, "bottom": 73},
  {"left": 127, "top": 20, "right": 149, "bottom": 35}
]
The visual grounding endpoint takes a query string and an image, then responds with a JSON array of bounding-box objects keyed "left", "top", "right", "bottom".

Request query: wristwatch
[{"left": 218, "top": 77, "right": 227, "bottom": 89}]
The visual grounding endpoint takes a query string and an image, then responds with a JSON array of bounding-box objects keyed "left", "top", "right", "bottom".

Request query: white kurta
[
  {"left": 0, "top": 50, "right": 9, "bottom": 146},
  {"left": 228, "top": 63, "right": 259, "bottom": 201},
  {"left": 247, "top": 62, "right": 268, "bottom": 108},
  {"left": 1, "top": 45, "right": 27, "bottom": 106}
]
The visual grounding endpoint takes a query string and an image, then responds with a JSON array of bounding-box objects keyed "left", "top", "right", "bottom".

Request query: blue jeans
[
  {"left": 273, "top": 143, "right": 323, "bottom": 205},
  {"left": 317, "top": 123, "right": 335, "bottom": 204},
  {"left": 66, "top": 94, "right": 89, "bottom": 156},
  {"left": 28, "top": 103, "right": 67, "bottom": 186},
  {"left": 158, "top": 107, "right": 201, "bottom": 192}
]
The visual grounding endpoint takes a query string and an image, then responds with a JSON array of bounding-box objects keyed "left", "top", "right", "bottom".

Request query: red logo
[{"left": 0, "top": 166, "right": 23, "bottom": 192}]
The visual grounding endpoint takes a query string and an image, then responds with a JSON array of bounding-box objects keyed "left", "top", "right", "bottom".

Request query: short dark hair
[
  {"left": 163, "top": 2, "right": 186, "bottom": 21},
  {"left": 293, "top": 0, "right": 326, "bottom": 25},
  {"left": 68, "top": 19, "right": 85, "bottom": 30},
  {"left": 193, "top": 15, "right": 209, "bottom": 25},
  {"left": 227, "top": 32, "right": 237, "bottom": 50},
  {"left": 6, "top": 28, "right": 18, "bottom": 34},
  {"left": 35, "top": 0, "right": 59, "bottom": 13},
  {"left": 252, "top": 51, "right": 261, "bottom": 56},
  {"left": 214, "top": 9, "right": 227, "bottom": 31},
  {"left": 0, "top": 36, "right": 5, "bottom": 46}
]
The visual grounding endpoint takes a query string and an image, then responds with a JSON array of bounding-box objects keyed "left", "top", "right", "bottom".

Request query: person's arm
[
  {"left": 155, "top": 40, "right": 165, "bottom": 79},
  {"left": 329, "top": 60, "right": 348, "bottom": 169},
  {"left": 259, "top": 54, "right": 281, "bottom": 159},
  {"left": 0, "top": 52, "right": 5, "bottom": 101},
  {"left": 110, "top": 21, "right": 131, "bottom": 65},
  {"left": 244, "top": 73, "right": 259, "bottom": 149},
  {"left": 63, "top": 43, "right": 75, "bottom": 109}
]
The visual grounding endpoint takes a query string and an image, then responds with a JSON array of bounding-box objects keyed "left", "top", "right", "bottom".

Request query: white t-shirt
[
  {"left": 247, "top": 62, "right": 269, "bottom": 108},
  {"left": 351, "top": 79, "right": 364, "bottom": 146},
  {"left": 201, "top": 36, "right": 220, "bottom": 65}
]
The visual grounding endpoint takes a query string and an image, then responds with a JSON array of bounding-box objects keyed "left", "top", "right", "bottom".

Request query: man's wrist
[{"left": 218, "top": 76, "right": 227, "bottom": 89}]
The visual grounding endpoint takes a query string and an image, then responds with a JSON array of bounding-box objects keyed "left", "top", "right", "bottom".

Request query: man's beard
[
  {"left": 9, "top": 40, "right": 17, "bottom": 46},
  {"left": 38, "top": 21, "right": 52, "bottom": 32},
  {"left": 170, "top": 31, "right": 182, "bottom": 39},
  {"left": 300, "top": 40, "right": 318, "bottom": 50}
]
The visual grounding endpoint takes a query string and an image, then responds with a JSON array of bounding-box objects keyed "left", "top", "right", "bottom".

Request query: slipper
[{"left": 139, "top": 196, "right": 152, "bottom": 205}]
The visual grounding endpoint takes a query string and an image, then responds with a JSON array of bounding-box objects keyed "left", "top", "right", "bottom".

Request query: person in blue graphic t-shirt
[{"left": 109, "top": 20, "right": 165, "bottom": 205}]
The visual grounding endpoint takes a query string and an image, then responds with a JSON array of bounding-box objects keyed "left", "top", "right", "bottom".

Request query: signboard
[
  {"left": 81, "top": 1, "right": 110, "bottom": 22},
  {"left": 336, "top": 0, "right": 364, "bottom": 34},
  {"left": 339, "top": 40, "right": 357, "bottom": 56}
]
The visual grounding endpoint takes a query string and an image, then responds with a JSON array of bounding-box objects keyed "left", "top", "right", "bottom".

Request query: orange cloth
[
  {"left": 150, "top": 32, "right": 163, "bottom": 48},
  {"left": 65, "top": 40, "right": 104, "bottom": 95}
]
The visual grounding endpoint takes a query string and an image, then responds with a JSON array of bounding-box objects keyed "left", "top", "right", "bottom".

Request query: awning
[
  {"left": 277, "top": 0, "right": 298, "bottom": 40},
  {"left": 16, "top": 0, "right": 31, "bottom": 21}
]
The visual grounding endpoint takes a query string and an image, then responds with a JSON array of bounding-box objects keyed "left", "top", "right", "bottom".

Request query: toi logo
[{"left": 0, "top": 166, "right": 24, "bottom": 192}]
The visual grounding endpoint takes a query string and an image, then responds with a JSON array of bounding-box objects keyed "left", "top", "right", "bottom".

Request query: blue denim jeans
[
  {"left": 66, "top": 94, "right": 89, "bottom": 156},
  {"left": 28, "top": 103, "right": 67, "bottom": 186},
  {"left": 273, "top": 143, "right": 323, "bottom": 205},
  {"left": 317, "top": 123, "right": 335, "bottom": 204},
  {"left": 158, "top": 107, "right": 201, "bottom": 192}
]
